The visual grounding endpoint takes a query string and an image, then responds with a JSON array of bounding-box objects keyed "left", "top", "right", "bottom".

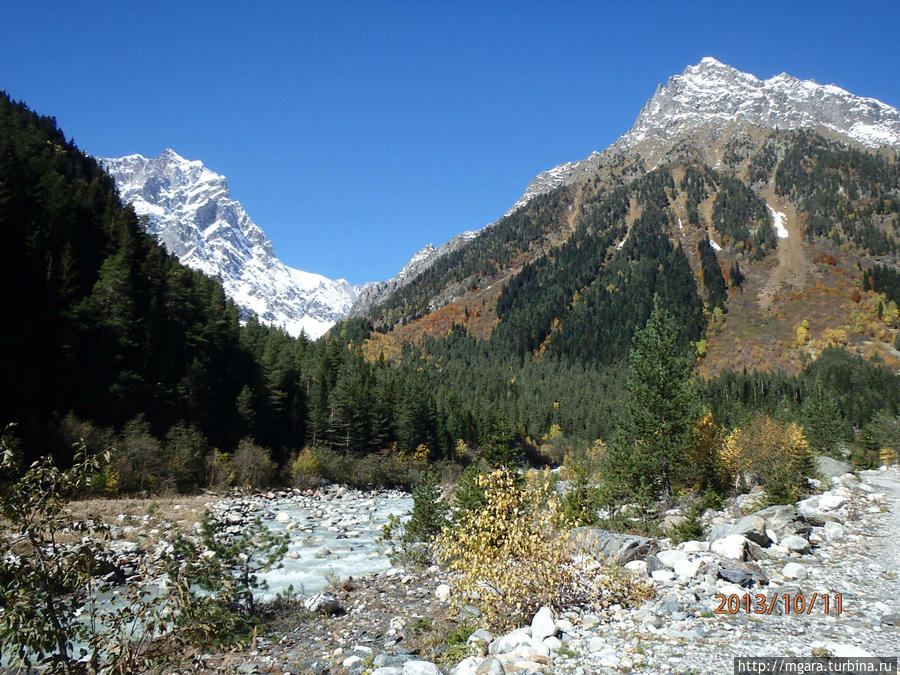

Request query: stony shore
[{"left": 187, "top": 464, "right": 899, "bottom": 675}]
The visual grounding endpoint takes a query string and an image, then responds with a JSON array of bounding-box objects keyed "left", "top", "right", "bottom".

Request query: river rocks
[
  {"left": 751, "top": 504, "right": 812, "bottom": 539},
  {"left": 708, "top": 523, "right": 733, "bottom": 542},
  {"left": 303, "top": 592, "right": 342, "bottom": 615},
  {"left": 530, "top": 606, "right": 556, "bottom": 640},
  {"left": 732, "top": 514, "right": 771, "bottom": 546},
  {"left": 824, "top": 521, "right": 845, "bottom": 541},
  {"left": 881, "top": 614, "right": 900, "bottom": 626},
  {"left": 681, "top": 540, "right": 709, "bottom": 553},
  {"left": 819, "top": 491, "right": 849, "bottom": 510},
  {"left": 711, "top": 534, "right": 749, "bottom": 560},
  {"left": 673, "top": 557, "right": 703, "bottom": 579},
  {"left": 180, "top": 465, "right": 900, "bottom": 675},
  {"left": 570, "top": 527, "right": 659, "bottom": 564},
  {"left": 656, "top": 549, "right": 689, "bottom": 569},
  {"left": 624, "top": 560, "right": 647, "bottom": 575},
  {"left": 489, "top": 628, "right": 531, "bottom": 654},
  {"left": 645, "top": 554, "right": 664, "bottom": 575},
  {"left": 717, "top": 560, "right": 768, "bottom": 587},
  {"left": 782, "top": 561, "right": 808, "bottom": 580},
  {"left": 780, "top": 534, "right": 811, "bottom": 553}
]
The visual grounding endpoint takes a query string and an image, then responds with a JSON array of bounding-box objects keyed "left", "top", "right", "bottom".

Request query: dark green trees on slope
[{"left": 0, "top": 92, "right": 307, "bottom": 467}]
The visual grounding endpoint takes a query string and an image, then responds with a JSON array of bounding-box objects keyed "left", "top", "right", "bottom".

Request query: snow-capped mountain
[
  {"left": 509, "top": 57, "right": 900, "bottom": 213},
  {"left": 357, "top": 58, "right": 900, "bottom": 318},
  {"left": 102, "top": 149, "right": 357, "bottom": 339},
  {"left": 621, "top": 56, "right": 900, "bottom": 150}
]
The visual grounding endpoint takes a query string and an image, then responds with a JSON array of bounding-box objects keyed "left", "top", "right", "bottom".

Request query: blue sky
[{"left": 2, "top": 1, "right": 899, "bottom": 284}]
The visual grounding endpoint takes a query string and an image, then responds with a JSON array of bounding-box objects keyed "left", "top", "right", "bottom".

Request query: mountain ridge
[
  {"left": 357, "top": 58, "right": 900, "bottom": 324},
  {"left": 506, "top": 57, "right": 900, "bottom": 217}
]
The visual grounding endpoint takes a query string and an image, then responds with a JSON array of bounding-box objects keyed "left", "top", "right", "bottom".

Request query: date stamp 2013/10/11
[{"left": 714, "top": 593, "right": 843, "bottom": 615}]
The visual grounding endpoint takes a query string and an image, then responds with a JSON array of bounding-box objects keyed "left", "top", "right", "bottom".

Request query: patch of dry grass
[{"left": 65, "top": 494, "right": 215, "bottom": 538}]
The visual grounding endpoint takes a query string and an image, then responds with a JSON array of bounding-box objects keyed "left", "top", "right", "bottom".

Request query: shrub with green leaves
[{"left": 0, "top": 429, "right": 169, "bottom": 672}]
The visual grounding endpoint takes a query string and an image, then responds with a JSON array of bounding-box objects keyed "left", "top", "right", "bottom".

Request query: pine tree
[
  {"left": 800, "top": 380, "right": 845, "bottom": 458},
  {"left": 603, "top": 302, "right": 700, "bottom": 506}
]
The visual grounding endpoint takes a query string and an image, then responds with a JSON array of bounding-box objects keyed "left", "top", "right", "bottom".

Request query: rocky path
[{"left": 864, "top": 467, "right": 900, "bottom": 613}]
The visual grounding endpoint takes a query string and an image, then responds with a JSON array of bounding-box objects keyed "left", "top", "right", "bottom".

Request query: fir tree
[{"left": 603, "top": 302, "right": 700, "bottom": 506}]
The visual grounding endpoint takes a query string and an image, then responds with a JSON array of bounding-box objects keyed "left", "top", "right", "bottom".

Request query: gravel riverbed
[{"left": 187, "top": 465, "right": 899, "bottom": 675}]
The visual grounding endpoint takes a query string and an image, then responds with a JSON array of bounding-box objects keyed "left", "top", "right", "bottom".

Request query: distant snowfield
[{"left": 767, "top": 205, "right": 790, "bottom": 239}]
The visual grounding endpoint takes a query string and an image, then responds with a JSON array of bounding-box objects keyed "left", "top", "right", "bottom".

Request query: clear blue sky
[{"left": 2, "top": 1, "right": 898, "bottom": 284}]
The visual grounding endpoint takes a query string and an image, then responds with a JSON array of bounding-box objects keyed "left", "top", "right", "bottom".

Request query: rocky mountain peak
[
  {"left": 500, "top": 59, "right": 900, "bottom": 220},
  {"left": 102, "top": 150, "right": 358, "bottom": 339},
  {"left": 621, "top": 57, "right": 900, "bottom": 151}
]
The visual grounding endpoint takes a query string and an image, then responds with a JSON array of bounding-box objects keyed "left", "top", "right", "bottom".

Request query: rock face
[
  {"left": 570, "top": 527, "right": 659, "bottom": 564},
  {"left": 620, "top": 57, "right": 900, "bottom": 152},
  {"left": 102, "top": 149, "right": 359, "bottom": 338},
  {"left": 502, "top": 58, "right": 900, "bottom": 217}
]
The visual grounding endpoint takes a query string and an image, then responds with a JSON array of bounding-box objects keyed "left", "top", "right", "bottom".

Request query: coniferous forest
[{"left": 2, "top": 89, "right": 900, "bottom": 498}]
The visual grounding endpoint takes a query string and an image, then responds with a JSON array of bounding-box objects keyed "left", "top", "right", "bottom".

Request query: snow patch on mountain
[
  {"left": 102, "top": 149, "right": 357, "bottom": 339},
  {"left": 767, "top": 205, "right": 789, "bottom": 239}
]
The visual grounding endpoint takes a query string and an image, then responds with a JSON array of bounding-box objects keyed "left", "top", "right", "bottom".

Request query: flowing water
[{"left": 258, "top": 490, "right": 412, "bottom": 597}]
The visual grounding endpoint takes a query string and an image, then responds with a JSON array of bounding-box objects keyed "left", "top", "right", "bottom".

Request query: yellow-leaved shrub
[{"left": 436, "top": 468, "right": 652, "bottom": 629}]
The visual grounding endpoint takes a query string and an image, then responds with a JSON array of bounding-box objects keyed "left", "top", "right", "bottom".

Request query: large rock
[
  {"left": 711, "top": 534, "right": 749, "bottom": 560},
  {"left": 781, "top": 534, "right": 811, "bottom": 554},
  {"left": 708, "top": 523, "right": 733, "bottom": 542},
  {"left": 818, "top": 492, "right": 848, "bottom": 511},
  {"left": 815, "top": 456, "right": 852, "bottom": 478},
  {"left": 571, "top": 527, "right": 659, "bottom": 564},
  {"left": 303, "top": 592, "right": 342, "bottom": 616},
  {"left": 673, "top": 557, "right": 703, "bottom": 579},
  {"left": 751, "top": 504, "right": 811, "bottom": 538},
  {"left": 656, "top": 549, "right": 689, "bottom": 569},
  {"left": 489, "top": 628, "right": 531, "bottom": 654},
  {"left": 717, "top": 560, "right": 769, "bottom": 587},
  {"left": 530, "top": 606, "right": 556, "bottom": 641},
  {"left": 782, "top": 562, "right": 808, "bottom": 580},
  {"left": 732, "top": 515, "right": 771, "bottom": 547}
]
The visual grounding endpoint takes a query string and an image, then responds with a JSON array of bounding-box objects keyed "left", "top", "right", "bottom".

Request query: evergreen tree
[
  {"left": 800, "top": 381, "right": 845, "bottom": 458},
  {"left": 603, "top": 302, "right": 700, "bottom": 506}
]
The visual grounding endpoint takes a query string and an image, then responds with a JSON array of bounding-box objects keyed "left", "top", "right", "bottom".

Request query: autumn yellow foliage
[
  {"left": 436, "top": 468, "right": 571, "bottom": 627},
  {"left": 436, "top": 468, "right": 651, "bottom": 629},
  {"left": 720, "top": 416, "right": 814, "bottom": 503}
]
